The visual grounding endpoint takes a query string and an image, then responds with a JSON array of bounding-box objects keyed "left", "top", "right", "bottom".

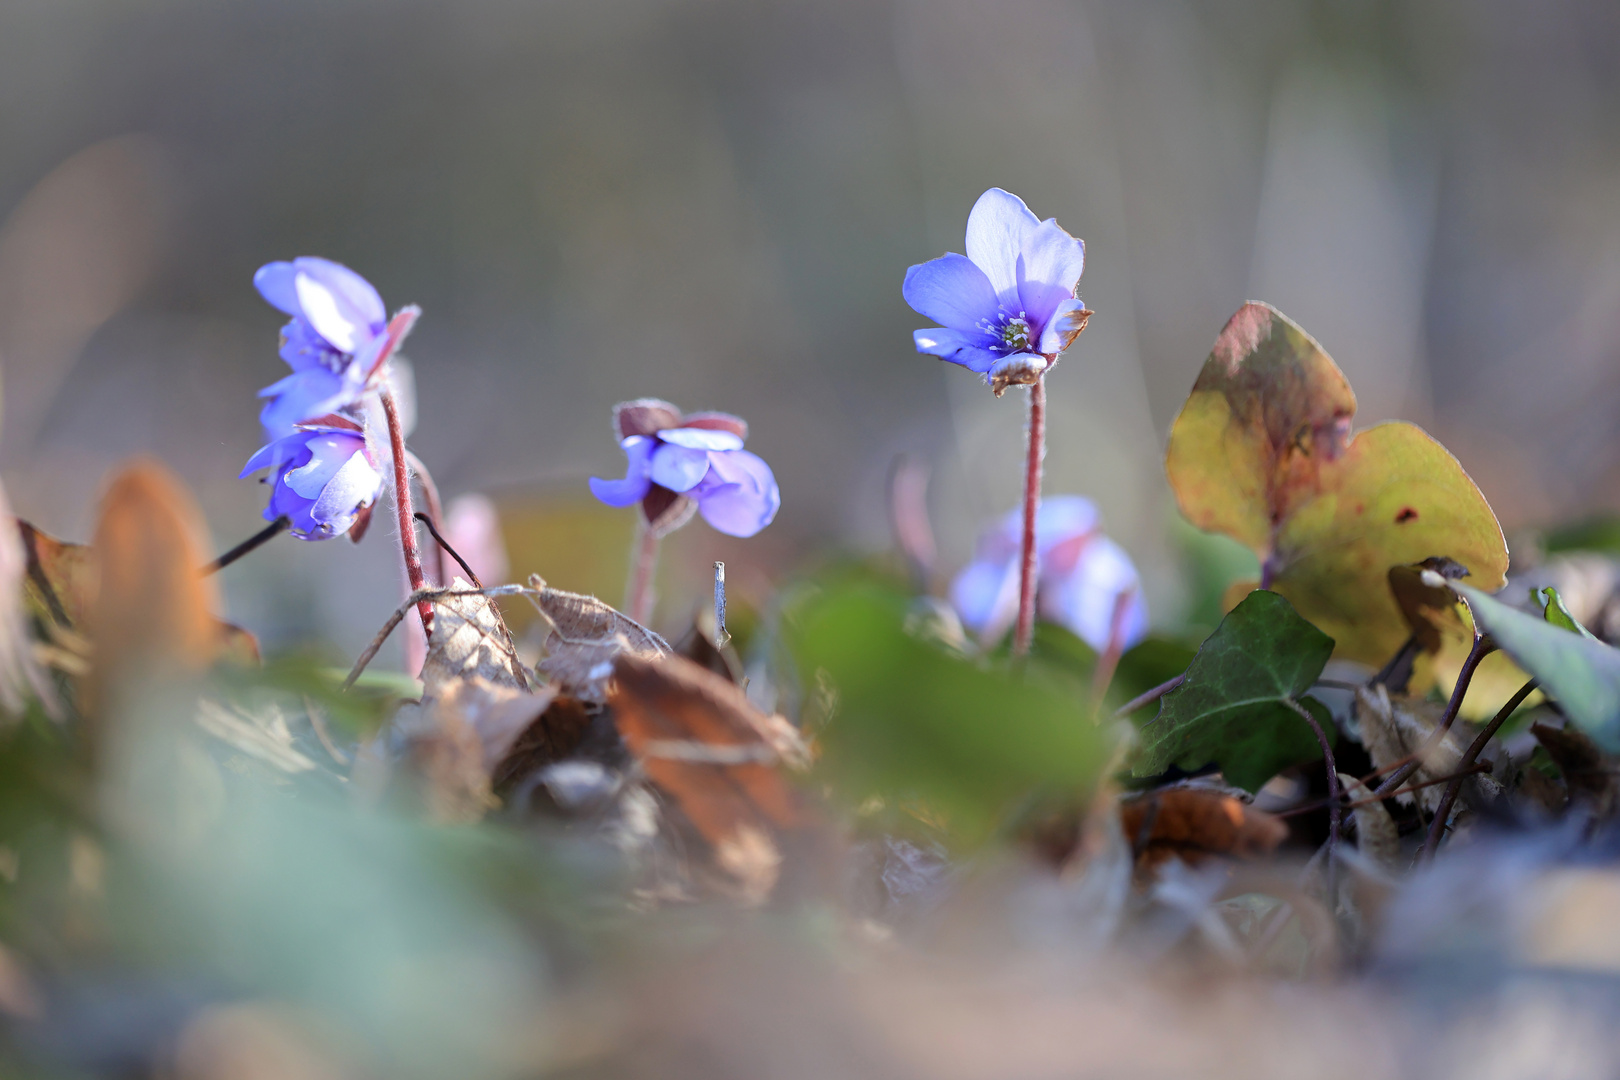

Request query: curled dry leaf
[
  {"left": 611, "top": 652, "right": 810, "bottom": 904},
  {"left": 1532, "top": 722, "right": 1618, "bottom": 818},
  {"left": 1336, "top": 772, "right": 1400, "bottom": 870},
  {"left": 491, "top": 693, "right": 596, "bottom": 795},
  {"left": 1118, "top": 785, "right": 1288, "bottom": 875},
  {"left": 527, "top": 574, "right": 669, "bottom": 702},
  {"left": 418, "top": 575, "right": 528, "bottom": 696},
  {"left": 1166, "top": 302, "right": 1507, "bottom": 667}
]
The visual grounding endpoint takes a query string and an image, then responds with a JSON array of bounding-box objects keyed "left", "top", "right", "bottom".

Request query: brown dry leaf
[
  {"left": 1532, "top": 722, "right": 1618, "bottom": 818},
  {"left": 1336, "top": 772, "right": 1399, "bottom": 870},
  {"left": 491, "top": 694, "right": 595, "bottom": 793},
  {"left": 611, "top": 652, "right": 809, "bottom": 903},
  {"left": 528, "top": 574, "right": 669, "bottom": 702},
  {"left": 393, "top": 675, "right": 558, "bottom": 823},
  {"left": 1354, "top": 684, "right": 1463, "bottom": 812},
  {"left": 1119, "top": 786, "right": 1288, "bottom": 873},
  {"left": 419, "top": 575, "right": 529, "bottom": 697}
]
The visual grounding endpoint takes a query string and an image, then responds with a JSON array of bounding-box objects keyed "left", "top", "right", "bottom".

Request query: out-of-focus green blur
[{"left": 3, "top": 0, "right": 1618, "bottom": 669}]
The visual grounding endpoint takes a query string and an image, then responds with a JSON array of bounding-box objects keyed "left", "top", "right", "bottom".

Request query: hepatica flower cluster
[
  {"left": 952, "top": 496, "right": 1147, "bottom": 653},
  {"left": 590, "top": 399, "right": 780, "bottom": 539},
  {"left": 904, "top": 188, "right": 1090, "bottom": 395}
]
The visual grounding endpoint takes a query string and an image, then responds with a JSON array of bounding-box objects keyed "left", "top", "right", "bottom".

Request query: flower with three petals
[
  {"left": 903, "top": 188, "right": 1090, "bottom": 395},
  {"left": 589, "top": 399, "right": 780, "bottom": 538}
]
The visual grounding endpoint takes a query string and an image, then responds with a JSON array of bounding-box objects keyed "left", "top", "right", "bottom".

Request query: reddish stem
[
  {"left": 405, "top": 449, "right": 450, "bottom": 586},
  {"left": 626, "top": 517, "right": 660, "bottom": 626},
  {"left": 1012, "top": 377, "right": 1046, "bottom": 657},
  {"left": 381, "top": 388, "right": 433, "bottom": 635}
]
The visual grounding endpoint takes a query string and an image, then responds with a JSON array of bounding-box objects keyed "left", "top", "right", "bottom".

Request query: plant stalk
[
  {"left": 1420, "top": 677, "right": 1539, "bottom": 860},
  {"left": 203, "top": 516, "right": 289, "bottom": 575},
  {"left": 626, "top": 517, "right": 660, "bottom": 626},
  {"left": 380, "top": 388, "right": 433, "bottom": 636},
  {"left": 1012, "top": 376, "right": 1046, "bottom": 657}
]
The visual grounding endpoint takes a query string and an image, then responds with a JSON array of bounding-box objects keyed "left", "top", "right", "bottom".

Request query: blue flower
[
  {"left": 589, "top": 399, "right": 780, "bottom": 538},
  {"left": 903, "top": 188, "right": 1090, "bottom": 394},
  {"left": 253, "top": 257, "right": 416, "bottom": 437},
  {"left": 239, "top": 424, "right": 384, "bottom": 540},
  {"left": 951, "top": 496, "right": 1147, "bottom": 652}
]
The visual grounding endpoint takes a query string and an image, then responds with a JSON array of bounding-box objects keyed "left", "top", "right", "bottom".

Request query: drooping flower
[
  {"left": 903, "top": 188, "right": 1090, "bottom": 394},
  {"left": 951, "top": 495, "right": 1147, "bottom": 652},
  {"left": 239, "top": 421, "right": 384, "bottom": 541},
  {"left": 254, "top": 257, "right": 418, "bottom": 437},
  {"left": 589, "top": 399, "right": 780, "bottom": 538}
]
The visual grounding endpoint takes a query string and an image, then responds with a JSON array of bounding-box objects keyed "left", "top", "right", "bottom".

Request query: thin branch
[
  {"left": 1420, "top": 677, "right": 1539, "bottom": 860},
  {"left": 203, "top": 516, "right": 290, "bottom": 575},
  {"left": 414, "top": 513, "right": 481, "bottom": 588},
  {"left": 341, "top": 584, "right": 529, "bottom": 691},
  {"left": 1370, "top": 632, "right": 1496, "bottom": 800},
  {"left": 1275, "top": 761, "right": 1493, "bottom": 818},
  {"left": 1113, "top": 673, "right": 1185, "bottom": 719},
  {"left": 1285, "top": 697, "right": 1341, "bottom": 896}
]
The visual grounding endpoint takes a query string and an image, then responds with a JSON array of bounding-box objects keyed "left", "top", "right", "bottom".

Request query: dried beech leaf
[
  {"left": 528, "top": 574, "right": 669, "bottom": 702},
  {"left": 611, "top": 652, "right": 809, "bottom": 902},
  {"left": 420, "top": 575, "right": 528, "bottom": 697},
  {"left": 1118, "top": 786, "right": 1287, "bottom": 872},
  {"left": 490, "top": 694, "right": 595, "bottom": 794},
  {"left": 393, "top": 675, "right": 557, "bottom": 822},
  {"left": 1337, "top": 772, "right": 1399, "bottom": 870},
  {"left": 1167, "top": 302, "right": 1507, "bottom": 666},
  {"left": 1354, "top": 684, "right": 1463, "bottom": 812}
]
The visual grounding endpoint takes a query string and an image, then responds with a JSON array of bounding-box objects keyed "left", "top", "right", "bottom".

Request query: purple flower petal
[
  {"left": 254, "top": 262, "right": 301, "bottom": 315},
  {"left": 648, "top": 443, "right": 713, "bottom": 492},
  {"left": 913, "top": 328, "right": 1001, "bottom": 373},
  {"left": 902, "top": 253, "right": 999, "bottom": 332},
  {"left": 963, "top": 188, "right": 1040, "bottom": 308},
  {"left": 1016, "top": 218, "right": 1086, "bottom": 330},
  {"left": 293, "top": 263, "right": 384, "bottom": 354},
  {"left": 1040, "top": 536, "right": 1147, "bottom": 652},
  {"left": 257, "top": 368, "right": 358, "bottom": 439},
  {"left": 693, "top": 449, "right": 779, "bottom": 537},
  {"left": 950, "top": 554, "right": 1018, "bottom": 639},
  {"left": 588, "top": 435, "right": 655, "bottom": 507},
  {"left": 308, "top": 445, "right": 382, "bottom": 531},
  {"left": 283, "top": 434, "right": 364, "bottom": 498},
  {"left": 1037, "top": 298, "right": 1089, "bottom": 356},
  {"left": 658, "top": 427, "right": 744, "bottom": 452}
]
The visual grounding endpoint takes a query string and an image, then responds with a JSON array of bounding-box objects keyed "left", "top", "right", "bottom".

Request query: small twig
[
  {"left": 342, "top": 584, "right": 529, "bottom": 691},
  {"left": 1114, "top": 673, "right": 1185, "bottom": 719},
  {"left": 1313, "top": 678, "right": 1365, "bottom": 692},
  {"left": 1370, "top": 632, "right": 1496, "bottom": 800},
  {"left": 1275, "top": 761, "right": 1494, "bottom": 818},
  {"left": 1285, "top": 697, "right": 1341, "bottom": 898},
  {"left": 404, "top": 450, "right": 450, "bottom": 587},
  {"left": 1420, "top": 677, "right": 1539, "bottom": 860},
  {"left": 1012, "top": 376, "right": 1047, "bottom": 658},
  {"left": 203, "top": 516, "right": 290, "bottom": 575},
  {"left": 414, "top": 513, "right": 481, "bottom": 588},
  {"left": 713, "top": 561, "right": 730, "bottom": 649}
]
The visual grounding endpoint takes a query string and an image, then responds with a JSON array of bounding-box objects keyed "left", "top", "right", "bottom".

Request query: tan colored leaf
[
  {"left": 419, "top": 575, "right": 528, "bottom": 697},
  {"left": 1166, "top": 302, "right": 1507, "bottom": 666},
  {"left": 1354, "top": 684, "right": 1463, "bottom": 812},
  {"left": 1336, "top": 772, "right": 1399, "bottom": 870},
  {"left": 491, "top": 694, "right": 595, "bottom": 793},
  {"left": 527, "top": 574, "right": 669, "bottom": 702},
  {"left": 611, "top": 652, "right": 809, "bottom": 902}
]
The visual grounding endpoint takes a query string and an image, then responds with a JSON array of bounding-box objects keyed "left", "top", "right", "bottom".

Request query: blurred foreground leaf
[
  {"left": 1456, "top": 583, "right": 1620, "bottom": 751},
  {"left": 787, "top": 582, "right": 1113, "bottom": 845},
  {"left": 1166, "top": 303, "right": 1507, "bottom": 666},
  {"left": 1132, "top": 590, "right": 1336, "bottom": 793}
]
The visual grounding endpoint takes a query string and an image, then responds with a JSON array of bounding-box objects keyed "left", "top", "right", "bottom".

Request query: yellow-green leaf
[{"left": 1166, "top": 302, "right": 1508, "bottom": 666}]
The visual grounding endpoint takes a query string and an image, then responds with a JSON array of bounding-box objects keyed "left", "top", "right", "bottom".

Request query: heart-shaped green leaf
[
  {"left": 1132, "top": 590, "right": 1336, "bottom": 793},
  {"left": 1166, "top": 302, "right": 1508, "bottom": 667}
]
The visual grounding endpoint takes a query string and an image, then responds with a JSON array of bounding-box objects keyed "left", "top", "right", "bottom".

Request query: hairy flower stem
[
  {"left": 1420, "top": 677, "right": 1539, "bottom": 860},
  {"left": 405, "top": 449, "right": 450, "bottom": 586},
  {"left": 626, "top": 518, "right": 660, "bottom": 626},
  {"left": 381, "top": 388, "right": 433, "bottom": 636},
  {"left": 203, "top": 516, "right": 289, "bottom": 575},
  {"left": 1012, "top": 376, "right": 1047, "bottom": 658}
]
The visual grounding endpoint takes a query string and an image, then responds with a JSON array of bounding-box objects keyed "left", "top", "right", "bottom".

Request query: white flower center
[{"left": 978, "top": 310, "right": 1033, "bottom": 353}]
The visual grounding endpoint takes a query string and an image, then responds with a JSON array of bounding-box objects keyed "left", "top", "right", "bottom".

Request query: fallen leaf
[
  {"left": 1353, "top": 684, "right": 1463, "bottom": 812},
  {"left": 418, "top": 575, "right": 528, "bottom": 697},
  {"left": 527, "top": 574, "right": 669, "bottom": 703},
  {"left": 1531, "top": 722, "right": 1617, "bottom": 816},
  {"left": 611, "top": 652, "right": 809, "bottom": 903},
  {"left": 1132, "top": 590, "right": 1336, "bottom": 793},
  {"left": 490, "top": 693, "right": 596, "bottom": 794},
  {"left": 1118, "top": 786, "right": 1288, "bottom": 872},
  {"left": 1166, "top": 302, "right": 1507, "bottom": 667},
  {"left": 1336, "top": 772, "right": 1399, "bottom": 870}
]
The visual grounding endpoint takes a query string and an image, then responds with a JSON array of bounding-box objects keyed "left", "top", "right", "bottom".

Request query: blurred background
[{"left": 2, "top": 0, "right": 1619, "bottom": 667}]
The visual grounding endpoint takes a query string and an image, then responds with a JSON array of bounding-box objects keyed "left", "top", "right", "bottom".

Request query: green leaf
[
  {"left": 786, "top": 581, "right": 1114, "bottom": 845},
  {"left": 1537, "top": 586, "right": 1599, "bottom": 641},
  {"left": 1132, "top": 590, "right": 1337, "bottom": 793},
  {"left": 1455, "top": 583, "right": 1620, "bottom": 751}
]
